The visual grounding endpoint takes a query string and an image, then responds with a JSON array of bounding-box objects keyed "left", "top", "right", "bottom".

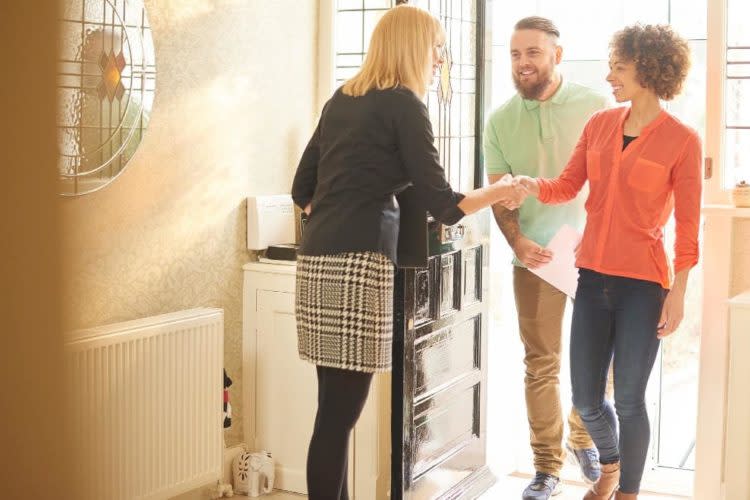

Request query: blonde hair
[{"left": 342, "top": 4, "right": 445, "bottom": 98}]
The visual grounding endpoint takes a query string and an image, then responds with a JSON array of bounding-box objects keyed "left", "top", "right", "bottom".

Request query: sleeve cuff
[
  {"left": 673, "top": 256, "right": 699, "bottom": 275},
  {"left": 485, "top": 164, "right": 511, "bottom": 176},
  {"left": 435, "top": 192, "right": 466, "bottom": 226},
  {"left": 292, "top": 195, "right": 311, "bottom": 210}
]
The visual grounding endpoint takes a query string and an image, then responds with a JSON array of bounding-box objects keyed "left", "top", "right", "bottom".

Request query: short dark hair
[{"left": 514, "top": 16, "right": 560, "bottom": 39}]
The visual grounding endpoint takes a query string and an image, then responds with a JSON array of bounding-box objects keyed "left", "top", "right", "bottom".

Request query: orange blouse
[{"left": 537, "top": 107, "right": 702, "bottom": 289}]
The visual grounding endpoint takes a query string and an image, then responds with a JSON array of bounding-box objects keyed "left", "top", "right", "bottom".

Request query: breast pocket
[
  {"left": 627, "top": 157, "right": 669, "bottom": 192},
  {"left": 586, "top": 150, "right": 601, "bottom": 181}
]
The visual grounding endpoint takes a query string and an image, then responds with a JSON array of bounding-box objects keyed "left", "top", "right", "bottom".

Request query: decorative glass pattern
[
  {"left": 437, "top": 46, "right": 453, "bottom": 105},
  {"left": 335, "top": 0, "right": 480, "bottom": 193},
  {"left": 58, "top": 0, "right": 156, "bottom": 196},
  {"left": 419, "top": 0, "right": 478, "bottom": 193}
]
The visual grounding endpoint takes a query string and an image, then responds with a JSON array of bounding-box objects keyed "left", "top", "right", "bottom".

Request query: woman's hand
[
  {"left": 658, "top": 269, "right": 690, "bottom": 339},
  {"left": 657, "top": 287, "right": 685, "bottom": 339},
  {"left": 493, "top": 174, "right": 525, "bottom": 210},
  {"left": 512, "top": 175, "right": 540, "bottom": 197}
]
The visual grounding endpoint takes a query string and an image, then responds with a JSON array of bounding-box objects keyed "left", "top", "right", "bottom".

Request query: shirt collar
[
  {"left": 617, "top": 106, "right": 670, "bottom": 136},
  {"left": 522, "top": 77, "right": 569, "bottom": 110}
]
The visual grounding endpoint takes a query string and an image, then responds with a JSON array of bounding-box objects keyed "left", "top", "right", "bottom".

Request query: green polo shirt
[{"left": 483, "top": 80, "right": 608, "bottom": 267}]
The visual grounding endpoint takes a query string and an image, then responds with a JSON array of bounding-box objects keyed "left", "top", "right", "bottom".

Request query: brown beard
[{"left": 513, "top": 71, "right": 554, "bottom": 100}]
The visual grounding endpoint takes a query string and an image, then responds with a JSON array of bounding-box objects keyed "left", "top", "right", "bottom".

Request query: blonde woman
[{"left": 291, "top": 4, "right": 519, "bottom": 499}]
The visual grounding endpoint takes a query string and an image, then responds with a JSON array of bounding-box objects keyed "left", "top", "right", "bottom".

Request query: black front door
[
  {"left": 329, "top": 1, "right": 493, "bottom": 497},
  {"left": 391, "top": 1, "right": 493, "bottom": 498}
]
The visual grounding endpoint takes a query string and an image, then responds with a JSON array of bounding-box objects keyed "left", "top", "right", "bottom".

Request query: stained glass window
[
  {"left": 58, "top": 0, "right": 156, "bottom": 196},
  {"left": 334, "top": 0, "right": 481, "bottom": 192}
]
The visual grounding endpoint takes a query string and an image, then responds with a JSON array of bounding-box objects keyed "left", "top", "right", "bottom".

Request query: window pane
[
  {"left": 656, "top": 216, "right": 702, "bottom": 470},
  {"left": 461, "top": 93, "right": 476, "bottom": 137},
  {"left": 337, "top": 53, "right": 363, "bottom": 67},
  {"left": 489, "top": 1, "right": 535, "bottom": 47},
  {"left": 539, "top": 0, "right": 633, "bottom": 60},
  {"left": 61, "top": 0, "right": 83, "bottom": 20},
  {"left": 85, "top": 0, "right": 106, "bottom": 23},
  {"left": 336, "top": 11, "right": 363, "bottom": 54},
  {"left": 335, "top": 66, "right": 359, "bottom": 82},
  {"left": 725, "top": 129, "right": 750, "bottom": 186},
  {"left": 489, "top": 45, "right": 513, "bottom": 111},
  {"left": 668, "top": 0, "right": 707, "bottom": 40},
  {"left": 726, "top": 78, "right": 750, "bottom": 126},
  {"left": 338, "top": 0, "right": 363, "bottom": 9},
  {"left": 122, "top": 1, "right": 144, "bottom": 26},
  {"left": 726, "top": 0, "right": 750, "bottom": 187},
  {"left": 727, "top": 64, "right": 750, "bottom": 78},
  {"left": 462, "top": 0, "right": 477, "bottom": 20},
  {"left": 449, "top": 18, "right": 462, "bottom": 62},
  {"left": 449, "top": 137, "right": 461, "bottom": 187},
  {"left": 668, "top": 40, "right": 707, "bottom": 141},
  {"left": 59, "top": 21, "right": 83, "bottom": 62},
  {"left": 727, "top": 49, "right": 750, "bottom": 78},
  {"left": 728, "top": 0, "right": 750, "bottom": 46},
  {"left": 623, "top": 0, "right": 669, "bottom": 26},
  {"left": 461, "top": 137, "right": 474, "bottom": 192},
  {"left": 427, "top": 93, "right": 440, "bottom": 129},
  {"left": 559, "top": 60, "right": 611, "bottom": 96},
  {"left": 364, "top": 0, "right": 391, "bottom": 8},
  {"left": 450, "top": 91, "right": 461, "bottom": 136},
  {"left": 451, "top": 0, "right": 462, "bottom": 18},
  {"left": 461, "top": 20, "right": 477, "bottom": 63},
  {"left": 363, "top": 10, "right": 387, "bottom": 52},
  {"left": 728, "top": 48, "right": 750, "bottom": 63}
]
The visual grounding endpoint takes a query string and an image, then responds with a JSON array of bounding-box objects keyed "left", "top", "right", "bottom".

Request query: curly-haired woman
[{"left": 515, "top": 24, "right": 702, "bottom": 499}]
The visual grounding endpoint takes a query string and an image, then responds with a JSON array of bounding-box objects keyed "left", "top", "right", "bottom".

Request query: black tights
[{"left": 306, "top": 365, "right": 373, "bottom": 500}]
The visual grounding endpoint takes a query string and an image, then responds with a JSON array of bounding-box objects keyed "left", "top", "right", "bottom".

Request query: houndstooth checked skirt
[{"left": 296, "top": 251, "right": 394, "bottom": 373}]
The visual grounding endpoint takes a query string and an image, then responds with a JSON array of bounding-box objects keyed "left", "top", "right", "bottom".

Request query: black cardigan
[{"left": 291, "top": 86, "right": 465, "bottom": 264}]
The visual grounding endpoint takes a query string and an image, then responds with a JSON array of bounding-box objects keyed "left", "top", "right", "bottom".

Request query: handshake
[{"left": 491, "top": 173, "right": 539, "bottom": 210}]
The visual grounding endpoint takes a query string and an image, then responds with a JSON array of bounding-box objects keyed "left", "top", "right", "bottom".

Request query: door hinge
[{"left": 704, "top": 157, "right": 713, "bottom": 180}]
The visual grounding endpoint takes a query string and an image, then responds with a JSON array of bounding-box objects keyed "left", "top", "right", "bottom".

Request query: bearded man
[{"left": 483, "top": 16, "right": 610, "bottom": 500}]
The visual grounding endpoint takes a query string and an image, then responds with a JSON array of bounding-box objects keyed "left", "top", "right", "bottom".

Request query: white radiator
[
  {"left": 65, "top": 308, "right": 224, "bottom": 500},
  {"left": 725, "top": 292, "right": 750, "bottom": 500}
]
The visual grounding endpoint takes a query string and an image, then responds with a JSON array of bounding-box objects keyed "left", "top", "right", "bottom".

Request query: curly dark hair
[{"left": 610, "top": 24, "right": 691, "bottom": 101}]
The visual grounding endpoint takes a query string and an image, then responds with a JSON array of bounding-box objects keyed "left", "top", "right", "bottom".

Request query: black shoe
[
  {"left": 566, "top": 443, "right": 601, "bottom": 484},
  {"left": 521, "top": 472, "right": 561, "bottom": 500}
]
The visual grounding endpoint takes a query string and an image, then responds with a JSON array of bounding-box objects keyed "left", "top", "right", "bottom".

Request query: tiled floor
[{"left": 251, "top": 473, "right": 688, "bottom": 499}]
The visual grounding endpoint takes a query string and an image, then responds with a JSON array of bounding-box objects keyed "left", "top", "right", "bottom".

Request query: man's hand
[
  {"left": 304, "top": 203, "right": 312, "bottom": 215},
  {"left": 512, "top": 175, "right": 540, "bottom": 197},
  {"left": 512, "top": 236, "right": 553, "bottom": 269},
  {"left": 493, "top": 174, "right": 526, "bottom": 210}
]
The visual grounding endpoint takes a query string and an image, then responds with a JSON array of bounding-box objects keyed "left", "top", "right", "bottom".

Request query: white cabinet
[
  {"left": 725, "top": 291, "right": 750, "bottom": 500},
  {"left": 242, "top": 262, "right": 390, "bottom": 499}
]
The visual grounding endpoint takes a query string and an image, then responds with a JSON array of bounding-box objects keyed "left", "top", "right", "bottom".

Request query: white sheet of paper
[{"left": 528, "top": 224, "right": 582, "bottom": 298}]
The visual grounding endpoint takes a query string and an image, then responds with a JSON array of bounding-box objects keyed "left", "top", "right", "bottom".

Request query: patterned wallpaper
[{"left": 61, "top": 0, "right": 319, "bottom": 446}]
